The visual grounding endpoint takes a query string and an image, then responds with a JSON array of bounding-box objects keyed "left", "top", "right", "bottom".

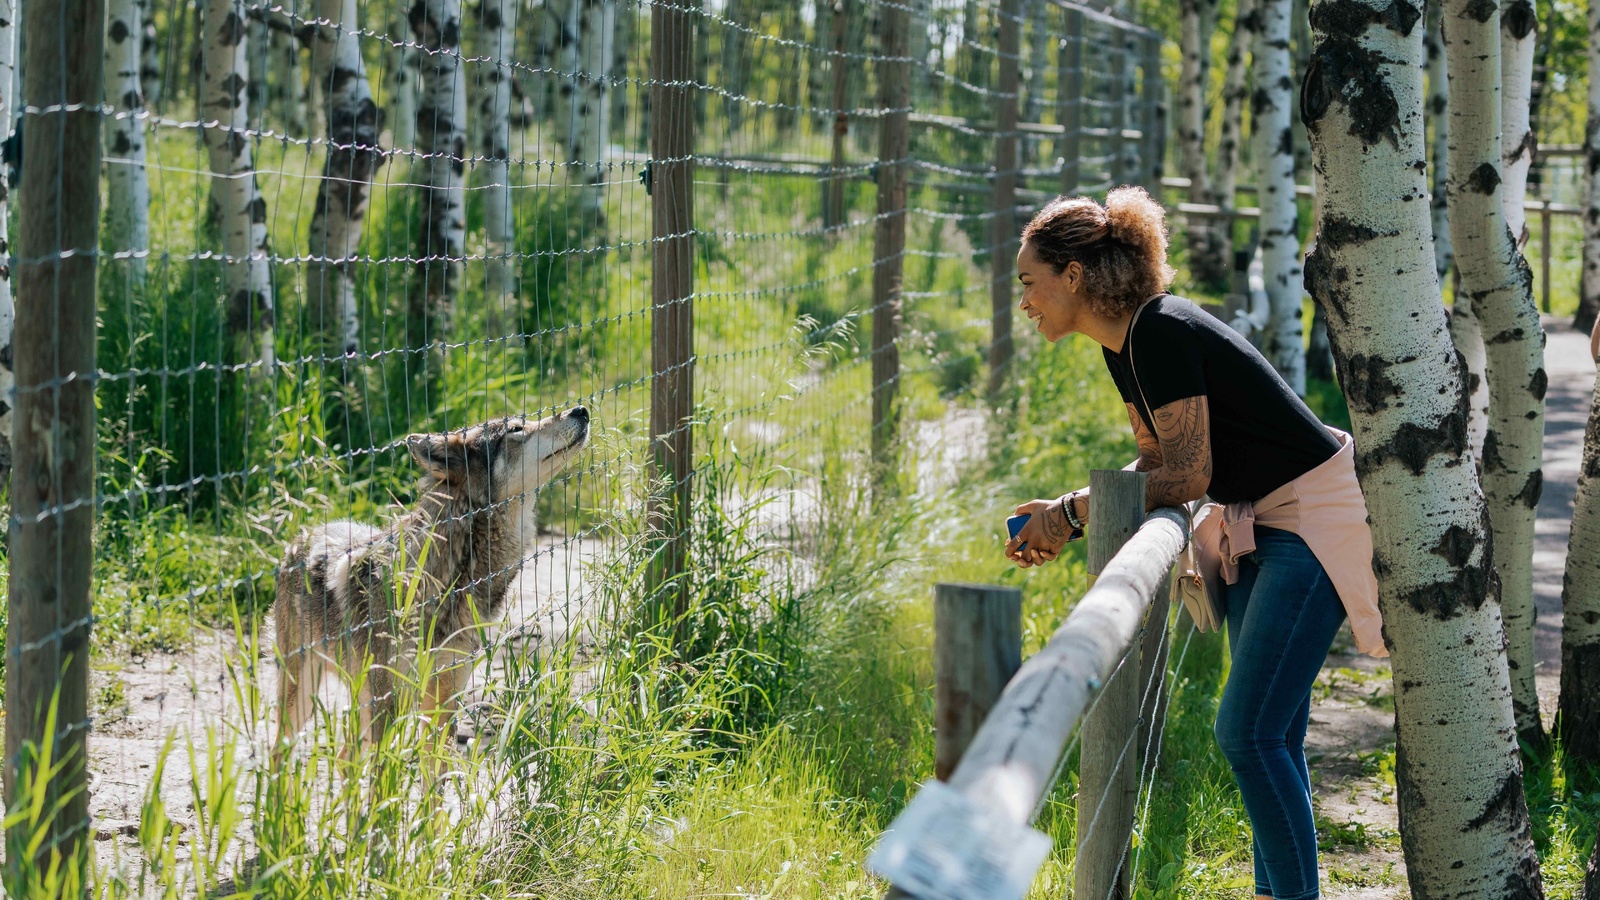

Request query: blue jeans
[{"left": 1216, "top": 526, "right": 1346, "bottom": 900}]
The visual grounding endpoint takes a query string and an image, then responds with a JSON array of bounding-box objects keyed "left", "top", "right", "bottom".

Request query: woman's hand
[{"left": 1006, "top": 496, "right": 1078, "bottom": 567}]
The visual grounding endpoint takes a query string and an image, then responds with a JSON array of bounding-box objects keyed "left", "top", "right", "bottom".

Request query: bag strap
[{"left": 1125, "top": 295, "right": 1161, "bottom": 428}]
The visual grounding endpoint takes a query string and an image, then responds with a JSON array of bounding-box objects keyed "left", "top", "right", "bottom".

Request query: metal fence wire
[{"left": 0, "top": 0, "right": 1165, "bottom": 886}]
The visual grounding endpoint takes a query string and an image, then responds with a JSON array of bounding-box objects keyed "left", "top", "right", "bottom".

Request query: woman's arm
[{"left": 1142, "top": 394, "right": 1212, "bottom": 508}]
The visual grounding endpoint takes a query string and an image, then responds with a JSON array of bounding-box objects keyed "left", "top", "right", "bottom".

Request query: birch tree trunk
[
  {"left": 1559, "top": 368, "right": 1600, "bottom": 764},
  {"left": 0, "top": 0, "right": 15, "bottom": 478},
  {"left": 1215, "top": 0, "right": 1257, "bottom": 265},
  {"left": 476, "top": 0, "right": 517, "bottom": 326},
  {"left": 1445, "top": 0, "right": 1547, "bottom": 749},
  {"left": 387, "top": 8, "right": 418, "bottom": 153},
  {"left": 203, "top": 0, "right": 276, "bottom": 369},
  {"left": 269, "top": 9, "right": 307, "bottom": 135},
  {"left": 561, "top": 0, "right": 614, "bottom": 230},
  {"left": 410, "top": 0, "right": 466, "bottom": 342},
  {"left": 1179, "top": 0, "right": 1227, "bottom": 289},
  {"left": 1303, "top": 3, "right": 1544, "bottom": 897},
  {"left": 1500, "top": 0, "right": 1536, "bottom": 246},
  {"left": 141, "top": 0, "right": 162, "bottom": 108},
  {"left": 1253, "top": 0, "right": 1304, "bottom": 395},
  {"left": 307, "top": 0, "right": 382, "bottom": 356},
  {"left": 1426, "top": 0, "right": 1451, "bottom": 284},
  {"left": 1577, "top": 0, "right": 1600, "bottom": 334},
  {"left": 106, "top": 0, "right": 151, "bottom": 286},
  {"left": 246, "top": 8, "right": 267, "bottom": 131}
]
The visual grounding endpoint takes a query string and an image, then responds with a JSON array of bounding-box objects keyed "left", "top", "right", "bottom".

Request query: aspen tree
[
  {"left": 1254, "top": 0, "right": 1304, "bottom": 394},
  {"left": 1426, "top": 0, "right": 1451, "bottom": 282},
  {"left": 560, "top": 0, "right": 614, "bottom": 230},
  {"left": 1559, "top": 365, "right": 1600, "bottom": 764},
  {"left": 1215, "top": 0, "right": 1256, "bottom": 219},
  {"left": 1303, "top": 1, "right": 1544, "bottom": 895},
  {"left": 0, "top": 0, "right": 14, "bottom": 478},
  {"left": 410, "top": 0, "right": 467, "bottom": 343},
  {"left": 1580, "top": 0, "right": 1600, "bottom": 334},
  {"left": 1500, "top": 0, "right": 1536, "bottom": 245},
  {"left": 387, "top": 8, "right": 419, "bottom": 153},
  {"left": 1444, "top": 0, "right": 1547, "bottom": 748},
  {"left": 476, "top": 0, "right": 518, "bottom": 326},
  {"left": 106, "top": 0, "right": 151, "bottom": 287},
  {"left": 1178, "top": 0, "right": 1227, "bottom": 288},
  {"left": 307, "top": 0, "right": 382, "bottom": 356},
  {"left": 140, "top": 0, "right": 161, "bottom": 107},
  {"left": 202, "top": 0, "right": 276, "bottom": 369}
]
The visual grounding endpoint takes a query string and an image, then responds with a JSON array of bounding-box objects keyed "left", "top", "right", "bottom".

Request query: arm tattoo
[
  {"left": 1127, "top": 403, "right": 1164, "bottom": 472},
  {"left": 1043, "top": 495, "right": 1069, "bottom": 540},
  {"left": 1145, "top": 395, "right": 1213, "bottom": 508}
]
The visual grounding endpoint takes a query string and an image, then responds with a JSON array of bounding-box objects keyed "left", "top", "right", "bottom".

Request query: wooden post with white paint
[{"left": 933, "top": 584, "right": 1023, "bottom": 781}]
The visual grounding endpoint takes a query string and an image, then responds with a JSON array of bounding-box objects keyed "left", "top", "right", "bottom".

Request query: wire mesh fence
[{"left": 1, "top": 0, "right": 1167, "bottom": 889}]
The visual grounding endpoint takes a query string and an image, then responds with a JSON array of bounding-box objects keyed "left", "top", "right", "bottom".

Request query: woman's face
[{"left": 1016, "top": 241, "right": 1085, "bottom": 342}]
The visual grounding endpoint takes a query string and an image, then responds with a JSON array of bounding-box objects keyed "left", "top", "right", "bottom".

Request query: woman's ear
[{"left": 1063, "top": 260, "right": 1083, "bottom": 293}]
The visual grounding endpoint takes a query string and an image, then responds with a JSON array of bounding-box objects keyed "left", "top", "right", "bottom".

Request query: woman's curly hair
[{"left": 1020, "top": 186, "right": 1176, "bottom": 317}]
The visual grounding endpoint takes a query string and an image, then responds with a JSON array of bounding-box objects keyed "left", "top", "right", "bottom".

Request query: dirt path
[{"left": 1308, "top": 316, "right": 1593, "bottom": 900}]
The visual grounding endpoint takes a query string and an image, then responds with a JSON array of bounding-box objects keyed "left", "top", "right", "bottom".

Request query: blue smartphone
[{"left": 1007, "top": 514, "right": 1030, "bottom": 554}]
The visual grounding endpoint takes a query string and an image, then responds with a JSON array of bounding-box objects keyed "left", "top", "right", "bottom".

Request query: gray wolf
[{"left": 273, "top": 407, "right": 590, "bottom": 749}]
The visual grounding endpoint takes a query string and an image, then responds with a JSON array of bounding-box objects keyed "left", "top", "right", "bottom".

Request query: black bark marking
[
  {"left": 112, "top": 132, "right": 131, "bottom": 155},
  {"left": 1308, "top": 0, "right": 1421, "bottom": 38},
  {"left": 1462, "top": 0, "right": 1498, "bottom": 22},
  {"left": 1341, "top": 354, "right": 1404, "bottom": 413},
  {"left": 1396, "top": 539, "right": 1493, "bottom": 617},
  {"left": 1430, "top": 524, "right": 1477, "bottom": 568},
  {"left": 122, "top": 90, "right": 140, "bottom": 111},
  {"left": 1529, "top": 368, "right": 1547, "bottom": 400},
  {"left": 218, "top": 11, "right": 246, "bottom": 47},
  {"left": 248, "top": 195, "right": 268, "bottom": 224},
  {"left": 1463, "top": 771, "right": 1525, "bottom": 831},
  {"left": 1517, "top": 469, "right": 1542, "bottom": 508},
  {"left": 1483, "top": 430, "right": 1505, "bottom": 471},
  {"left": 1317, "top": 215, "right": 1397, "bottom": 250},
  {"left": 109, "top": 19, "right": 131, "bottom": 43},
  {"left": 1300, "top": 16, "right": 1404, "bottom": 146},
  {"left": 1465, "top": 162, "right": 1501, "bottom": 194},
  {"left": 1485, "top": 327, "right": 1526, "bottom": 345},
  {"left": 1502, "top": 0, "right": 1536, "bottom": 38},
  {"left": 1302, "top": 244, "right": 1352, "bottom": 323}
]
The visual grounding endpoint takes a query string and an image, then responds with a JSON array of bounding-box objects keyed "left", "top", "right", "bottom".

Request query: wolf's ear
[{"left": 406, "top": 432, "right": 468, "bottom": 480}]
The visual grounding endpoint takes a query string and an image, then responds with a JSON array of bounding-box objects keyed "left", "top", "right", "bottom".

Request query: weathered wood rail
[{"left": 869, "top": 470, "right": 1190, "bottom": 900}]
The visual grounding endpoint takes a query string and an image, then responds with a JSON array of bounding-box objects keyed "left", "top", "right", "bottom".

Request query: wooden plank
[
  {"left": 1077, "top": 470, "right": 1148, "bottom": 900},
  {"left": 870, "top": 0, "right": 909, "bottom": 492},
  {"left": 988, "top": 0, "right": 1021, "bottom": 400},
  {"left": 3, "top": 0, "right": 104, "bottom": 885},
  {"left": 646, "top": 0, "right": 696, "bottom": 617},
  {"left": 934, "top": 584, "right": 1024, "bottom": 781}
]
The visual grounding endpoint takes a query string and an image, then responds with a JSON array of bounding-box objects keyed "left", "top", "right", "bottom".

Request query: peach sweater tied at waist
[{"left": 1190, "top": 428, "right": 1387, "bottom": 658}]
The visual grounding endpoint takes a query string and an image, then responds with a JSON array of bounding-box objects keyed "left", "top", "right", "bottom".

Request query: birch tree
[
  {"left": 1559, "top": 366, "right": 1600, "bottom": 764},
  {"left": 1216, "top": 0, "right": 1256, "bottom": 217},
  {"left": 410, "top": 0, "right": 467, "bottom": 340},
  {"left": 268, "top": 7, "right": 308, "bottom": 135},
  {"left": 476, "top": 0, "right": 518, "bottom": 325},
  {"left": 306, "top": 0, "right": 382, "bottom": 356},
  {"left": 1500, "top": 0, "right": 1536, "bottom": 246},
  {"left": 0, "top": 0, "right": 15, "bottom": 478},
  {"left": 247, "top": 6, "right": 267, "bottom": 131},
  {"left": 1253, "top": 0, "right": 1304, "bottom": 395},
  {"left": 560, "top": 0, "right": 615, "bottom": 230},
  {"left": 1445, "top": 0, "right": 1547, "bottom": 748},
  {"left": 141, "top": 0, "right": 162, "bottom": 107},
  {"left": 1579, "top": 0, "right": 1600, "bottom": 335},
  {"left": 107, "top": 0, "right": 151, "bottom": 286},
  {"left": 1426, "top": 0, "right": 1451, "bottom": 282},
  {"left": 387, "top": 8, "right": 419, "bottom": 153},
  {"left": 1302, "top": 2, "right": 1543, "bottom": 895},
  {"left": 1178, "top": 0, "right": 1227, "bottom": 289},
  {"left": 203, "top": 0, "right": 276, "bottom": 369}
]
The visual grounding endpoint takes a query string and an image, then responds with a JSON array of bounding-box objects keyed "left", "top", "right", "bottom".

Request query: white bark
[
  {"left": 1445, "top": 0, "right": 1547, "bottom": 746},
  {"left": 268, "top": 8, "right": 307, "bottom": 135},
  {"left": 1450, "top": 294, "right": 1491, "bottom": 462},
  {"left": 106, "top": 0, "right": 151, "bottom": 285},
  {"left": 140, "top": 0, "right": 162, "bottom": 107},
  {"left": 1426, "top": 0, "right": 1451, "bottom": 282},
  {"left": 1216, "top": 0, "right": 1256, "bottom": 218},
  {"left": 1302, "top": 3, "right": 1542, "bottom": 897},
  {"left": 1254, "top": 0, "right": 1304, "bottom": 395},
  {"left": 307, "top": 0, "right": 382, "bottom": 355},
  {"left": 1179, "top": 0, "right": 1226, "bottom": 287},
  {"left": 1559, "top": 367, "right": 1600, "bottom": 764},
  {"left": 0, "top": 0, "right": 15, "bottom": 476},
  {"left": 247, "top": 8, "right": 267, "bottom": 131},
  {"left": 387, "top": 8, "right": 418, "bottom": 153},
  {"left": 1582, "top": 0, "right": 1600, "bottom": 334},
  {"left": 561, "top": 0, "right": 614, "bottom": 227},
  {"left": 475, "top": 0, "right": 518, "bottom": 323},
  {"left": 1500, "top": 0, "right": 1536, "bottom": 245},
  {"left": 203, "top": 0, "right": 276, "bottom": 369},
  {"left": 412, "top": 0, "right": 467, "bottom": 325}
]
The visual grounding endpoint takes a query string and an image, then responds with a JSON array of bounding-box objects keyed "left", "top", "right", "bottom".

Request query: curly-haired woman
[{"left": 1004, "top": 186, "right": 1385, "bottom": 900}]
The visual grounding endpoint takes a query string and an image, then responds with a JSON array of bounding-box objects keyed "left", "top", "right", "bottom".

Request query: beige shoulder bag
[{"left": 1125, "top": 298, "right": 1226, "bottom": 633}]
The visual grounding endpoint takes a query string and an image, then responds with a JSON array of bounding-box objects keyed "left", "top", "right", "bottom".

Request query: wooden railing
[{"left": 867, "top": 470, "right": 1190, "bottom": 900}]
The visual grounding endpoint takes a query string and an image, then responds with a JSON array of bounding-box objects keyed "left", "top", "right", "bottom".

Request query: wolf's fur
[{"left": 274, "top": 408, "right": 589, "bottom": 747}]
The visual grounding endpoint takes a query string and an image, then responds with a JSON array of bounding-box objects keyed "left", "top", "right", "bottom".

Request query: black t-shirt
[{"left": 1102, "top": 294, "right": 1340, "bottom": 504}]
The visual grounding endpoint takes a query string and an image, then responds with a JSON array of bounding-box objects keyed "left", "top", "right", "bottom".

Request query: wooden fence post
[
  {"left": 825, "top": 0, "right": 849, "bottom": 229},
  {"left": 3, "top": 0, "right": 104, "bottom": 886},
  {"left": 647, "top": 0, "right": 696, "bottom": 617},
  {"left": 1108, "top": 29, "right": 1130, "bottom": 187},
  {"left": 870, "top": 0, "right": 909, "bottom": 494},
  {"left": 986, "top": 0, "right": 1021, "bottom": 402},
  {"left": 1057, "top": 8, "right": 1083, "bottom": 197},
  {"left": 1076, "top": 469, "right": 1148, "bottom": 900},
  {"left": 1541, "top": 202, "right": 1552, "bottom": 314},
  {"left": 933, "top": 583, "right": 1023, "bottom": 781},
  {"left": 1140, "top": 32, "right": 1165, "bottom": 199}
]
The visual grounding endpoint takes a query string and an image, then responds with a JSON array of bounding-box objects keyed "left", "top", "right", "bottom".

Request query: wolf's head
[{"left": 405, "top": 407, "right": 590, "bottom": 506}]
